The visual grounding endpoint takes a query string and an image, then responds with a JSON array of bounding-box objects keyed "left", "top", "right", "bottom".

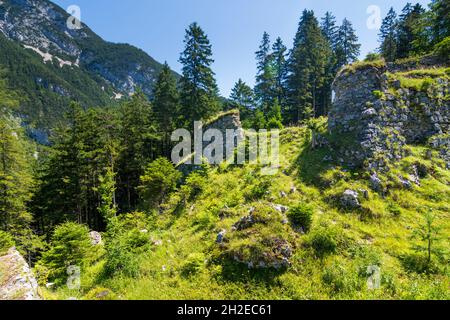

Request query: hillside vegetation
[{"left": 41, "top": 122, "right": 449, "bottom": 300}]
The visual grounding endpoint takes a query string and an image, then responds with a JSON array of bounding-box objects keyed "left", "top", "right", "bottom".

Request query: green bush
[
  {"left": 365, "top": 52, "right": 382, "bottom": 61},
  {"left": 434, "top": 37, "right": 450, "bottom": 60},
  {"left": 288, "top": 203, "right": 314, "bottom": 232},
  {"left": 84, "top": 287, "right": 118, "bottom": 300},
  {"left": 309, "top": 228, "right": 337, "bottom": 257},
  {"left": 37, "top": 222, "right": 97, "bottom": 285},
  {"left": 181, "top": 253, "right": 205, "bottom": 276},
  {"left": 372, "top": 90, "right": 384, "bottom": 99},
  {"left": 0, "top": 231, "right": 14, "bottom": 256},
  {"left": 104, "top": 219, "right": 150, "bottom": 278},
  {"left": 138, "top": 157, "right": 182, "bottom": 209},
  {"left": 266, "top": 117, "right": 283, "bottom": 130},
  {"left": 322, "top": 263, "right": 359, "bottom": 293}
]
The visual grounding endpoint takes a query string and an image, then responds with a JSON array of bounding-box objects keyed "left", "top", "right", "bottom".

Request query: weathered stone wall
[
  {"left": 329, "top": 63, "right": 450, "bottom": 169},
  {"left": 177, "top": 111, "right": 244, "bottom": 175}
]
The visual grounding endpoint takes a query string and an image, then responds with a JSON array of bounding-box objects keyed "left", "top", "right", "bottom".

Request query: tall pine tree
[
  {"left": 379, "top": 8, "right": 398, "bottom": 62},
  {"left": 286, "top": 10, "right": 331, "bottom": 122},
  {"left": 397, "top": 3, "right": 425, "bottom": 59},
  {"left": 271, "top": 37, "right": 288, "bottom": 110},
  {"left": 152, "top": 62, "right": 180, "bottom": 156},
  {"left": 229, "top": 79, "right": 255, "bottom": 123},
  {"left": 254, "top": 32, "right": 276, "bottom": 112},
  {"left": 179, "top": 23, "right": 219, "bottom": 126},
  {"left": 336, "top": 18, "right": 361, "bottom": 68}
]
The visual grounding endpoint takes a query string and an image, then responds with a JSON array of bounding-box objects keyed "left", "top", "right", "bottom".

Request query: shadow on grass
[{"left": 212, "top": 255, "right": 287, "bottom": 286}]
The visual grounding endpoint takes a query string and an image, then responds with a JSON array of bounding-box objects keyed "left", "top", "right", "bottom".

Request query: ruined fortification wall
[{"left": 329, "top": 62, "right": 450, "bottom": 169}]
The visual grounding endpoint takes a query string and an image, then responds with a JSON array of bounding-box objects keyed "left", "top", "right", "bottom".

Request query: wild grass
[{"left": 43, "top": 125, "right": 450, "bottom": 300}]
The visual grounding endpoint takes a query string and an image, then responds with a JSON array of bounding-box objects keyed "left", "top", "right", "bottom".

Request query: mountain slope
[
  {"left": 0, "top": 0, "right": 177, "bottom": 130},
  {"left": 41, "top": 123, "right": 450, "bottom": 300}
]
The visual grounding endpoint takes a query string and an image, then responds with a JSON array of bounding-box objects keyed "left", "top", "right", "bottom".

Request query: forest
[{"left": 0, "top": 0, "right": 449, "bottom": 300}]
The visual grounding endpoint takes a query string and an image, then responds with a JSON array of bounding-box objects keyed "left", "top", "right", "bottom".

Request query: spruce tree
[
  {"left": 254, "top": 32, "right": 276, "bottom": 112},
  {"left": 117, "top": 91, "right": 158, "bottom": 212},
  {"left": 286, "top": 10, "right": 331, "bottom": 122},
  {"left": 272, "top": 37, "right": 288, "bottom": 111},
  {"left": 152, "top": 62, "right": 180, "bottom": 155},
  {"left": 321, "top": 12, "right": 338, "bottom": 49},
  {"left": 179, "top": 23, "right": 219, "bottom": 126},
  {"left": 320, "top": 12, "right": 339, "bottom": 116},
  {"left": 429, "top": 0, "right": 450, "bottom": 44},
  {"left": 379, "top": 8, "right": 398, "bottom": 62},
  {"left": 336, "top": 18, "right": 361, "bottom": 68},
  {"left": 229, "top": 79, "right": 255, "bottom": 123},
  {"left": 397, "top": 3, "right": 425, "bottom": 59}
]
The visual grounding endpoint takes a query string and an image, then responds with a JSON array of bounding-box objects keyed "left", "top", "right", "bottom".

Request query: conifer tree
[
  {"left": 321, "top": 12, "right": 338, "bottom": 49},
  {"left": 379, "top": 8, "right": 398, "bottom": 62},
  {"left": 179, "top": 23, "right": 219, "bottom": 126},
  {"left": 397, "top": 3, "right": 425, "bottom": 59},
  {"left": 335, "top": 18, "right": 361, "bottom": 68},
  {"left": 255, "top": 32, "right": 276, "bottom": 112},
  {"left": 229, "top": 79, "right": 255, "bottom": 122},
  {"left": 286, "top": 10, "right": 331, "bottom": 122},
  {"left": 429, "top": 0, "right": 450, "bottom": 44},
  {"left": 117, "top": 91, "right": 158, "bottom": 212},
  {"left": 271, "top": 37, "right": 288, "bottom": 109},
  {"left": 320, "top": 12, "right": 339, "bottom": 116},
  {"left": 152, "top": 62, "right": 180, "bottom": 155}
]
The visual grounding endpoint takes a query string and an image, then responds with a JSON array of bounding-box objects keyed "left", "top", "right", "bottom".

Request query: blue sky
[{"left": 53, "top": 0, "right": 432, "bottom": 97}]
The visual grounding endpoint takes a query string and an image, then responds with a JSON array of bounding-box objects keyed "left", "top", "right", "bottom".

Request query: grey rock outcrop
[{"left": 0, "top": 247, "right": 41, "bottom": 300}]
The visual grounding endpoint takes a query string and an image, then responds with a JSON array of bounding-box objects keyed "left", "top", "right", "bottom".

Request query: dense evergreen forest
[{"left": 0, "top": 0, "right": 449, "bottom": 300}]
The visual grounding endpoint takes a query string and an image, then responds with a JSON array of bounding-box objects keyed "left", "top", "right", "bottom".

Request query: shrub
[
  {"left": 138, "top": 157, "right": 182, "bottom": 208},
  {"left": 288, "top": 203, "right": 314, "bottom": 232},
  {"left": 0, "top": 231, "right": 14, "bottom": 256},
  {"left": 266, "top": 117, "right": 283, "bottom": 130},
  {"left": 244, "top": 176, "right": 271, "bottom": 200},
  {"left": 181, "top": 253, "right": 205, "bottom": 276},
  {"left": 372, "top": 90, "right": 384, "bottom": 99},
  {"left": 322, "top": 262, "right": 359, "bottom": 293},
  {"left": 84, "top": 287, "right": 118, "bottom": 300},
  {"left": 37, "top": 222, "right": 97, "bottom": 285},
  {"left": 104, "top": 218, "right": 150, "bottom": 278},
  {"left": 365, "top": 52, "right": 382, "bottom": 61},
  {"left": 309, "top": 228, "right": 337, "bottom": 257},
  {"left": 434, "top": 37, "right": 450, "bottom": 60}
]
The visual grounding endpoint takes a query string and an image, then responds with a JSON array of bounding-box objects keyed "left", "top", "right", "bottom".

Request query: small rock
[
  {"left": 279, "top": 191, "right": 287, "bottom": 198},
  {"left": 290, "top": 186, "right": 297, "bottom": 194},
  {"left": 399, "top": 176, "right": 413, "bottom": 189},
  {"left": 341, "top": 190, "right": 361, "bottom": 209},
  {"left": 216, "top": 229, "right": 226, "bottom": 244},
  {"left": 273, "top": 204, "right": 289, "bottom": 214},
  {"left": 89, "top": 231, "right": 102, "bottom": 246},
  {"left": 362, "top": 108, "right": 377, "bottom": 119},
  {"left": 96, "top": 290, "right": 110, "bottom": 299},
  {"left": 370, "top": 173, "right": 383, "bottom": 192},
  {"left": 140, "top": 229, "right": 148, "bottom": 234}
]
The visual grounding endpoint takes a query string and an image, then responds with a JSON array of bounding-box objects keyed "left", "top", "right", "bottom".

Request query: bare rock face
[{"left": 0, "top": 247, "right": 41, "bottom": 300}]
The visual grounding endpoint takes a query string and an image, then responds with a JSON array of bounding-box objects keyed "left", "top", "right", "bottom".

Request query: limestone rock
[
  {"left": 89, "top": 231, "right": 103, "bottom": 246},
  {"left": 341, "top": 190, "right": 361, "bottom": 209},
  {"left": 0, "top": 247, "right": 41, "bottom": 300}
]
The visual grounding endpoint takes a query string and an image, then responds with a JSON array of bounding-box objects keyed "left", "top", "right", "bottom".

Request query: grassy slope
[{"left": 42, "top": 121, "right": 450, "bottom": 300}]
